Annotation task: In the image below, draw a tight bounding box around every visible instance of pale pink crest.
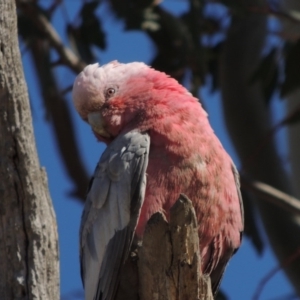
[72,61,150,119]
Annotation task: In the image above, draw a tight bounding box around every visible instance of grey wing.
[210,163,244,295]
[80,131,150,300]
[232,163,244,235]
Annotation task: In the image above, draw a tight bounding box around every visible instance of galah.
[72,61,244,300]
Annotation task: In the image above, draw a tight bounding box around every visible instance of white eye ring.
[105,87,116,98]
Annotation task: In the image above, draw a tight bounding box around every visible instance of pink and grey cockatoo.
[72,61,244,300]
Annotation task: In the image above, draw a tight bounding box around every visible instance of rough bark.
[116,195,214,300]
[220,0,300,295]
[0,1,59,299]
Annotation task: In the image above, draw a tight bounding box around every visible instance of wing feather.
[210,163,244,295]
[80,131,150,300]
[232,163,244,229]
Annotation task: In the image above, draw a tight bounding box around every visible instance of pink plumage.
[73,61,244,300]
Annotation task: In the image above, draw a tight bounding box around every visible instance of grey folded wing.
[210,163,244,295]
[80,131,150,300]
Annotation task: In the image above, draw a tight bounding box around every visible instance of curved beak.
[87,112,111,138]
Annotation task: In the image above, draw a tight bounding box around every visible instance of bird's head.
[73,60,201,145]
[72,61,159,143]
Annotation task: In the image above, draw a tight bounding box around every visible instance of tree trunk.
[0,1,59,299]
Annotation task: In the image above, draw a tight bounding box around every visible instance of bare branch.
[17,2,90,201]
[242,177,300,215]
[29,39,90,201]
[18,0,86,74]
[253,247,300,300]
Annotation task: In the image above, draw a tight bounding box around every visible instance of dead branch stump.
[116,194,213,300]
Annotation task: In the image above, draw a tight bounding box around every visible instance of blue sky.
[21,1,296,299]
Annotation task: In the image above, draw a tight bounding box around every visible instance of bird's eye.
[105,87,116,99]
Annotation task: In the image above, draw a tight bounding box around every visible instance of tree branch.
[242,178,300,215]
[29,39,90,200]
[17,3,90,201]
[18,0,86,73]
[253,247,300,300]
